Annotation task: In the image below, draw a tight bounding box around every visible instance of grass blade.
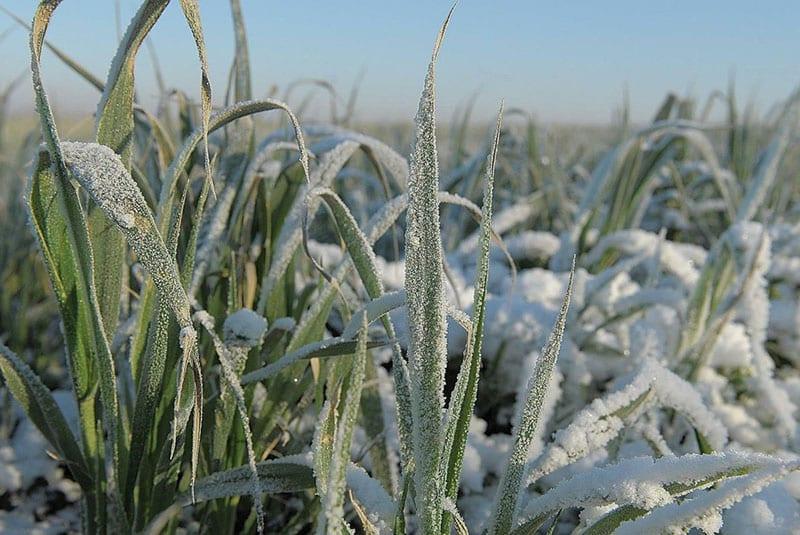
[488,261,575,535]
[195,310,266,533]
[240,334,389,385]
[613,459,800,534]
[178,0,214,203]
[440,102,502,534]
[229,0,251,102]
[306,185,410,488]
[404,8,454,531]
[157,99,310,242]
[183,456,316,504]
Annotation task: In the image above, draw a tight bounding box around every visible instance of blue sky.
[1,1,799,124]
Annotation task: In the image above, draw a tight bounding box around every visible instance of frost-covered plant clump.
[0,2,799,534]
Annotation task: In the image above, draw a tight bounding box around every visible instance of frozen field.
[1,3,800,534]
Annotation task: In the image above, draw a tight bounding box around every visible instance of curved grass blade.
[190,143,289,298]
[443,498,469,535]
[257,140,359,313]
[525,356,725,490]
[240,334,389,385]
[305,185,413,484]
[182,456,316,504]
[613,459,800,534]
[290,188,493,484]
[96,0,168,163]
[350,489,381,535]
[158,99,310,230]
[60,142,192,329]
[92,0,170,342]
[293,123,409,188]
[178,0,214,202]
[514,451,786,534]
[30,5,127,528]
[735,106,797,223]
[58,141,203,500]
[27,147,107,530]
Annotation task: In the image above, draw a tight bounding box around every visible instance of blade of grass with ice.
[512,452,794,535]
[613,459,800,534]
[27,149,110,529]
[157,99,310,222]
[127,165,202,520]
[443,498,469,535]
[525,358,726,489]
[183,456,317,504]
[488,261,575,535]
[312,398,337,501]
[178,0,213,202]
[404,9,453,531]
[350,490,381,535]
[27,151,99,458]
[240,333,390,385]
[305,186,403,492]
[441,102,502,535]
[735,103,797,223]
[257,141,358,312]
[287,189,491,483]
[126,294,172,510]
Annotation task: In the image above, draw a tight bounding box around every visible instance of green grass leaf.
[182,456,316,504]
[489,261,575,535]
[404,8,454,531]
[441,102,502,535]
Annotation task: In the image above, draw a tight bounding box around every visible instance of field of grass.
[1,2,800,534]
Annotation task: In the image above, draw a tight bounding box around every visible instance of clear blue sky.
[1,1,799,124]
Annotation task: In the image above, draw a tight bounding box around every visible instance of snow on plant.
[520,451,797,529]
